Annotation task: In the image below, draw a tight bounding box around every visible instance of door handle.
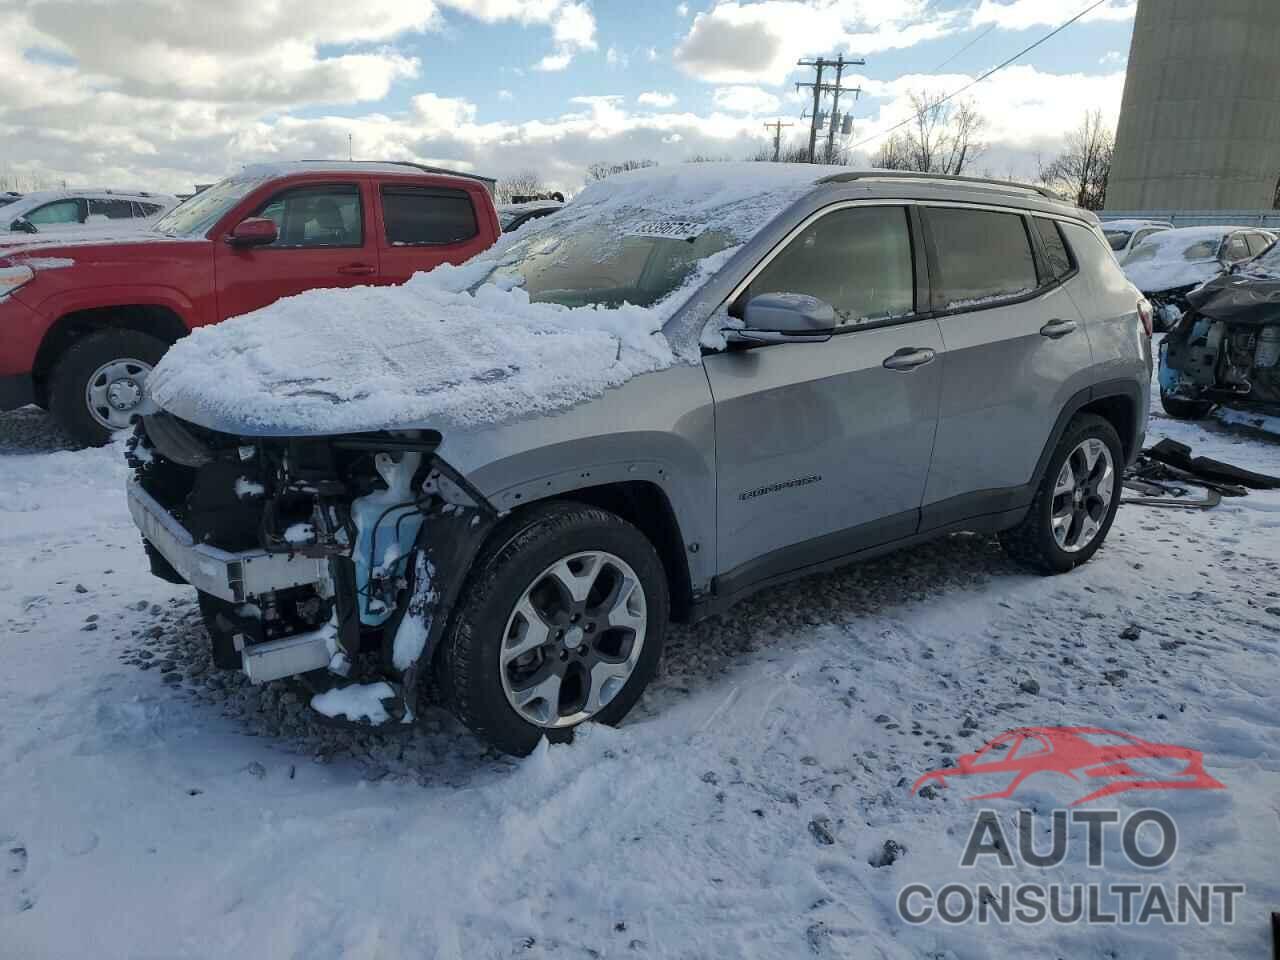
[338,263,376,276]
[882,347,937,371]
[1040,318,1078,339]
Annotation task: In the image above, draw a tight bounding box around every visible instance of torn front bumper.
[126,478,329,604]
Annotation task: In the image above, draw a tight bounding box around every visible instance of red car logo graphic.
[911,726,1225,806]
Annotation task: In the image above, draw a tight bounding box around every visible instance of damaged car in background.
[1122,225,1275,331]
[124,165,1151,757]
[1158,240,1280,420]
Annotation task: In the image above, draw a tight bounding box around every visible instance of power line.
[930,22,998,73]
[849,0,1111,154]
[796,54,865,163]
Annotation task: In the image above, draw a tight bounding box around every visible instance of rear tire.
[999,414,1123,575]
[438,502,669,757]
[49,329,168,445]
[1159,390,1213,421]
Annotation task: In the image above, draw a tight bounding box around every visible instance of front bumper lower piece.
[126,478,334,683]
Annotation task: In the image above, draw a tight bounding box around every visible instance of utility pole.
[796,54,866,163]
[763,119,794,162]
[348,133,353,162]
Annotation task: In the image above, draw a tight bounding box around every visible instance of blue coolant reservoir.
[349,453,424,626]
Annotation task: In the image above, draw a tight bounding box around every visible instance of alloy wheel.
[1050,438,1115,553]
[499,550,648,729]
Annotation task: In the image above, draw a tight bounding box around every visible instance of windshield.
[1127,235,1222,265]
[152,176,269,238]
[483,222,734,309]
[1104,230,1132,252]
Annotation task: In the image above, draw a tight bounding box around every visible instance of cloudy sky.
[1,0,1137,194]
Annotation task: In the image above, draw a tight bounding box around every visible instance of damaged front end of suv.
[1158,272,1280,421]
[125,412,498,724]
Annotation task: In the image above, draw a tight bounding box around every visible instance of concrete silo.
[1107,0,1280,211]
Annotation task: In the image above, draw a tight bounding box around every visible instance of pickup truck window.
[154,175,271,237]
[381,186,478,246]
[254,184,363,248]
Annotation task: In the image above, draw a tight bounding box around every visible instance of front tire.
[999,414,1123,575]
[1159,390,1214,421]
[49,329,168,445]
[438,502,669,757]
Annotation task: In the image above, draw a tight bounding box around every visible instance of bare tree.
[869,91,986,175]
[749,140,847,164]
[585,159,657,182]
[684,153,731,163]
[495,170,546,204]
[1038,110,1115,210]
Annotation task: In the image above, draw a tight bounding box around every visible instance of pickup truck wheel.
[49,329,168,445]
[998,414,1123,575]
[1159,390,1214,421]
[438,502,669,757]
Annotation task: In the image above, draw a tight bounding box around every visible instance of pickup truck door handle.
[1040,318,1078,339]
[337,263,376,276]
[882,347,937,371]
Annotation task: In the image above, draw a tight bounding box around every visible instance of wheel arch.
[32,304,189,403]
[1033,379,1145,486]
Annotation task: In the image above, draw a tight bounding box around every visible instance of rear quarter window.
[1033,218,1074,281]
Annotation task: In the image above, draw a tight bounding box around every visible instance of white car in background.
[1122,224,1277,329]
[3,189,178,237]
[1102,218,1172,264]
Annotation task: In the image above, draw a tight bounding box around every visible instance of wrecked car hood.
[1186,273,1280,326]
[146,266,683,438]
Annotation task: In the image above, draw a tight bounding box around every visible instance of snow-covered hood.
[147,161,838,438]
[147,266,684,438]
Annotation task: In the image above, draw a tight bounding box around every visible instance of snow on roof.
[148,162,837,437]
[1102,218,1172,233]
[1122,226,1241,293]
[236,161,493,185]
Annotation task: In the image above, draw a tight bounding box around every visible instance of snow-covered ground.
[2,371,1278,959]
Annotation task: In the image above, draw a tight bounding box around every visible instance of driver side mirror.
[10,217,36,234]
[727,293,835,345]
[225,217,278,247]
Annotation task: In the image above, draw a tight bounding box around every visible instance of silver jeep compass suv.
[126,165,1152,756]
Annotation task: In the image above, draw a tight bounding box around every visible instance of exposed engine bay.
[1160,273,1280,409]
[125,412,497,723]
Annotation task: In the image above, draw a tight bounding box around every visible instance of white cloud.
[674,1,958,85]
[712,85,780,114]
[637,91,679,108]
[676,2,690,15]
[970,0,1136,31]
[606,46,629,67]
[534,51,573,71]
[1099,50,1127,67]
[497,88,514,100]
[646,46,659,61]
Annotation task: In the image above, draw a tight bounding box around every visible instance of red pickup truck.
[0,161,501,443]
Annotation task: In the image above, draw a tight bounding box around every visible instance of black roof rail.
[295,159,497,195]
[819,170,1064,201]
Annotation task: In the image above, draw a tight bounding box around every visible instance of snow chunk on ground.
[147,162,840,437]
[310,681,396,725]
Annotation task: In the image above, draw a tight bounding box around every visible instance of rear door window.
[924,207,1038,311]
[381,186,478,245]
[743,204,915,328]
[1245,232,1274,257]
[88,198,138,220]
